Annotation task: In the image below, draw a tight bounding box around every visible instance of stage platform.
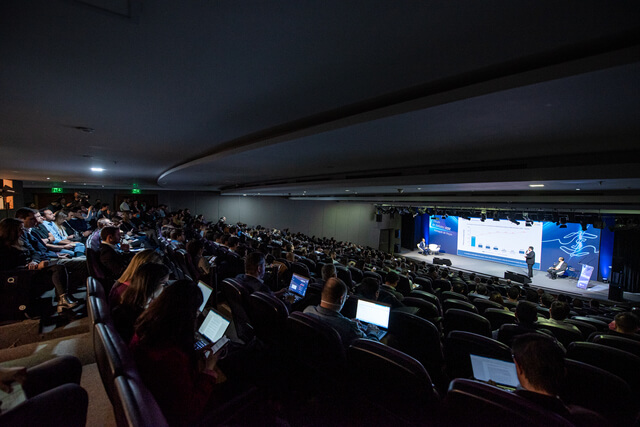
[401,249,640,303]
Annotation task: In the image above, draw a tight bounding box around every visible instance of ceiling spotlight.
[91,167,105,172]
[529,184,545,188]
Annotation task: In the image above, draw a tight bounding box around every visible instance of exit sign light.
[52,187,63,193]
[131,188,141,194]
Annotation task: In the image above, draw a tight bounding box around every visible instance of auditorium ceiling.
[1,1,639,211]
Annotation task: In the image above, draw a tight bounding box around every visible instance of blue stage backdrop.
[421,215,612,281]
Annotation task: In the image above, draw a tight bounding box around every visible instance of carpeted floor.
[0,316,115,426]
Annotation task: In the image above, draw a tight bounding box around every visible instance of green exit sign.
[131,188,141,194]
[51,187,63,193]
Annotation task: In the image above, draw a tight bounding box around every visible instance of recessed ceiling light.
[529,184,544,188]
[91,167,104,172]
[63,180,66,183]
[345,189,350,192]
[417,188,422,190]
[46,177,50,180]
[243,194,247,196]
[576,188,581,191]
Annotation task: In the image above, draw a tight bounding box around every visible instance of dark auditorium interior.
[1,1,640,426]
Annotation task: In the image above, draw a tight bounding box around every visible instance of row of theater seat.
[221,276,640,425]
[87,277,262,427]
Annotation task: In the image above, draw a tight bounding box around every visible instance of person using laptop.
[511,334,605,426]
[130,279,222,427]
[303,278,379,347]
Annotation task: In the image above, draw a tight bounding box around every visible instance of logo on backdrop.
[541,230,599,258]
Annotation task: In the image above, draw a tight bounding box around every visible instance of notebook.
[355,299,391,340]
[285,273,310,303]
[469,353,520,390]
[197,281,214,314]
[194,309,231,353]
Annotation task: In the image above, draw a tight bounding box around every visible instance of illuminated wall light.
[529,184,544,188]
[91,167,105,172]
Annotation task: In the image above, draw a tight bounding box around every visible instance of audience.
[130,280,221,426]
[98,226,126,290]
[303,278,379,347]
[108,249,163,307]
[112,262,170,343]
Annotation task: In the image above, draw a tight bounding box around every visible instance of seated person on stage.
[0,356,88,427]
[0,218,78,313]
[112,262,169,343]
[511,334,606,426]
[99,226,127,289]
[303,278,380,347]
[417,238,428,255]
[355,277,380,301]
[109,249,164,307]
[130,280,222,427]
[547,257,568,279]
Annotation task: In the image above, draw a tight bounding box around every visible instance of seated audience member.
[355,277,380,301]
[64,207,93,241]
[540,293,555,308]
[303,278,379,347]
[234,251,272,294]
[0,356,88,427]
[0,218,78,312]
[507,285,521,304]
[169,228,185,250]
[380,271,404,301]
[494,300,538,342]
[130,280,221,426]
[99,226,127,289]
[452,280,468,295]
[86,218,113,251]
[109,249,163,307]
[469,283,489,300]
[489,291,506,308]
[321,263,337,284]
[30,210,76,255]
[112,263,170,343]
[46,210,86,256]
[538,301,581,334]
[605,312,640,341]
[511,334,606,426]
[186,239,210,278]
[546,256,568,279]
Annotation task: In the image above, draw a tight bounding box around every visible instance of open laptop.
[197,281,214,315]
[469,353,520,391]
[284,273,310,303]
[355,299,391,340]
[194,308,231,353]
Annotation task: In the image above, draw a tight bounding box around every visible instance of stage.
[401,249,640,303]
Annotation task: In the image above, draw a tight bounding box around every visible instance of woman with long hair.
[130,279,219,426]
[108,249,163,306]
[111,262,170,343]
